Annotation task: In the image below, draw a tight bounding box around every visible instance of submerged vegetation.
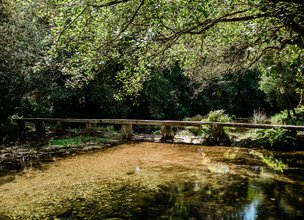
[249,150,288,172]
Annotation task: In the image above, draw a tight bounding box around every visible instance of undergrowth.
[271,107,304,125]
[251,128,296,150]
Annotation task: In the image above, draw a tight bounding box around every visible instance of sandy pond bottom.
[0,142,304,219]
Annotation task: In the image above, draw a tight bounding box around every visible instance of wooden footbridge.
[15,118,304,139]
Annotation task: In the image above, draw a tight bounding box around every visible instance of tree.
[259,46,303,116]
[47,0,303,95]
[0,0,47,120]
[0,0,49,141]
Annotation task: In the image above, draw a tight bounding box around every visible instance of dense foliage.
[1,0,303,142]
[252,128,297,149]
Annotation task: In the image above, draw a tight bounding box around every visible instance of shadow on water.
[54,175,304,220]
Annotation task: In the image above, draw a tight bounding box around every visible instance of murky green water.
[0,142,304,219]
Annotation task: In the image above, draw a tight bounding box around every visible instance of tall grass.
[252,109,267,124]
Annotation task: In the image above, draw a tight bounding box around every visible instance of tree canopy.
[45,0,303,92]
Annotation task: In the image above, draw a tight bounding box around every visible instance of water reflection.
[128,177,304,220]
[57,177,302,219]
[1,143,304,219]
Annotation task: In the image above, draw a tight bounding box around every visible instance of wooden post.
[161,125,174,141]
[56,121,62,129]
[212,124,223,142]
[122,123,133,139]
[17,120,25,131]
[16,120,25,138]
[35,120,45,136]
[86,123,96,130]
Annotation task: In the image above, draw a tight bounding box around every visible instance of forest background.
[0,0,303,140]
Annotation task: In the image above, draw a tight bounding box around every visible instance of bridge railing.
[14,118,304,140]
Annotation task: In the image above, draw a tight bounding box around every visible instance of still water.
[0,142,303,219]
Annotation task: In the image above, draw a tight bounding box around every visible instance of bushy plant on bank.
[271,107,304,125]
[251,109,268,124]
[248,128,296,150]
[200,110,231,145]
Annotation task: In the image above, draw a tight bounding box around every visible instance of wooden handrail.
[14,118,304,130]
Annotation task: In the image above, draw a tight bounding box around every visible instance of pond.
[0,142,304,219]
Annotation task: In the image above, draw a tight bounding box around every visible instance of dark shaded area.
[53,176,304,220]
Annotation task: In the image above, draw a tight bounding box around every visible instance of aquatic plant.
[223,149,237,160]
[250,150,287,172]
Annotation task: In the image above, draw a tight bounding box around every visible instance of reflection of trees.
[134,177,304,219]
[135,178,250,219]
[52,177,304,219]
[242,179,304,219]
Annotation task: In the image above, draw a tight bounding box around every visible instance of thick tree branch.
[160,11,265,40]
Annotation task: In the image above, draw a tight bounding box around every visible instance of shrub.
[201,110,231,145]
[271,107,304,125]
[49,136,110,147]
[204,110,231,122]
[252,128,296,150]
[252,109,267,124]
[183,114,204,122]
